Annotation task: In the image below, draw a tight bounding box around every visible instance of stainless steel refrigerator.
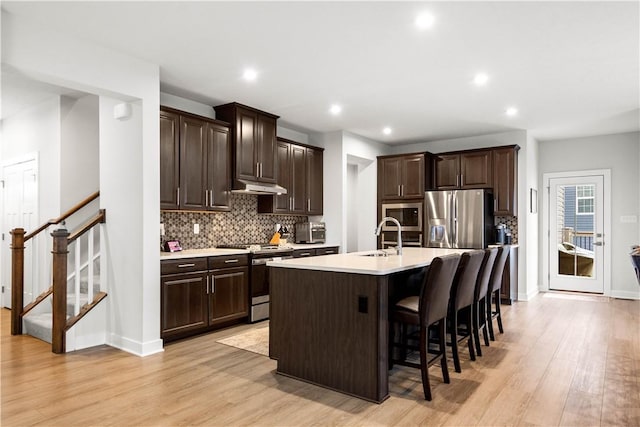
[424,189,494,249]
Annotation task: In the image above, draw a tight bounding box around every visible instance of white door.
[548,174,605,293]
[1,158,39,308]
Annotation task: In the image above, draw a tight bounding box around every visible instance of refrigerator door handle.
[450,191,457,248]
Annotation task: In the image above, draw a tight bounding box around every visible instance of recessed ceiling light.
[329,104,342,115]
[473,73,489,86]
[505,107,518,117]
[415,12,435,30]
[383,127,392,135]
[243,68,258,81]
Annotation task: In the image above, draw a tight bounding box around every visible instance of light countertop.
[160,248,249,260]
[267,247,468,276]
[160,242,340,260]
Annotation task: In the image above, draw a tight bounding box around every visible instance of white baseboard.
[518,287,540,301]
[610,289,640,300]
[108,333,164,357]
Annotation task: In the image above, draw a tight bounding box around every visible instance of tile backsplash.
[161,193,307,249]
[495,215,518,244]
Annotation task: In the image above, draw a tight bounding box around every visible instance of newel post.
[10,228,25,335]
[51,227,69,354]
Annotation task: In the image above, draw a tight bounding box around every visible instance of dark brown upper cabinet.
[378,153,427,200]
[258,138,324,215]
[160,109,180,210]
[160,106,231,211]
[434,150,492,190]
[433,145,519,216]
[214,103,279,187]
[306,146,323,215]
[492,146,519,216]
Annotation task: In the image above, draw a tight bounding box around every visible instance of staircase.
[10,192,108,353]
[23,275,100,344]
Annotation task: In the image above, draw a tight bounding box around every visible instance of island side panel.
[269,268,389,403]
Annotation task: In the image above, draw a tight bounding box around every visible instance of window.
[576,185,594,215]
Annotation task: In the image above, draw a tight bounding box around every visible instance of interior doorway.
[1,155,39,308]
[543,170,611,295]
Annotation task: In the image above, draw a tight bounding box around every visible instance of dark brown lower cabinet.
[292,246,340,258]
[161,271,208,338]
[161,255,248,341]
[500,246,519,304]
[209,266,249,326]
[315,246,339,255]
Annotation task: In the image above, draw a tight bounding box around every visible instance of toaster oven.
[295,222,326,243]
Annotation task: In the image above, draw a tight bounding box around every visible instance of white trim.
[108,333,164,357]
[610,290,640,300]
[519,287,540,301]
[542,169,612,297]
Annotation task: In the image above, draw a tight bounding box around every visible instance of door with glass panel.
[548,175,604,293]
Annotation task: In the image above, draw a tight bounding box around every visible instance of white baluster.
[74,240,81,316]
[88,228,94,302]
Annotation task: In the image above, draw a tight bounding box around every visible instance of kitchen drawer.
[209,254,249,270]
[293,249,317,258]
[316,246,339,255]
[161,257,208,275]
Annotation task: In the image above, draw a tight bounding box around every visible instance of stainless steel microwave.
[381,202,423,232]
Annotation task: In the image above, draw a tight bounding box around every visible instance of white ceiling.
[2,1,639,144]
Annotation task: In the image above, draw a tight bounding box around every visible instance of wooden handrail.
[68,209,106,244]
[65,292,108,331]
[25,191,99,241]
[21,286,53,318]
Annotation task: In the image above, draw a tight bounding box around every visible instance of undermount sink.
[359,251,391,257]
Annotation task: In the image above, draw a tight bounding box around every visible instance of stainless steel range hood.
[231,179,288,195]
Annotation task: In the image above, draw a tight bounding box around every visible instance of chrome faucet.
[375,216,402,255]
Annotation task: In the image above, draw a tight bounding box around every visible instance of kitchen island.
[268,247,467,403]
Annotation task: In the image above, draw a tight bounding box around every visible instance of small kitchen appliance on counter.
[295,222,326,243]
[218,243,294,322]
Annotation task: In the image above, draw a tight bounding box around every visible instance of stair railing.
[10,191,101,338]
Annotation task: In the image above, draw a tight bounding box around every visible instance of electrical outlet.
[160,223,165,236]
[194,223,200,234]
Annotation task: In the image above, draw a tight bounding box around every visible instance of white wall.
[1,96,61,222]
[343,132,389,251]
[3,10,162,355]
[346,164,358,252]
[522,133,539,300]
[1,97,61,298]
[539,132,640,299]
[310,131,343,246]
[60,95,100,211]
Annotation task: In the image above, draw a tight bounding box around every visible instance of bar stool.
[388,253,461,401]
[447,249,486,373]
[487,245,510,341]
[472,247,499,357]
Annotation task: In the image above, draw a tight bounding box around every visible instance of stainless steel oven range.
[218,244,293,322]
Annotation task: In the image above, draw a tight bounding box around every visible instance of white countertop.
[160,248,249,260]
[267,247,468,275]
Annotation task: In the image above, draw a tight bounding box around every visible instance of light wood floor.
[2,293,639,426]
